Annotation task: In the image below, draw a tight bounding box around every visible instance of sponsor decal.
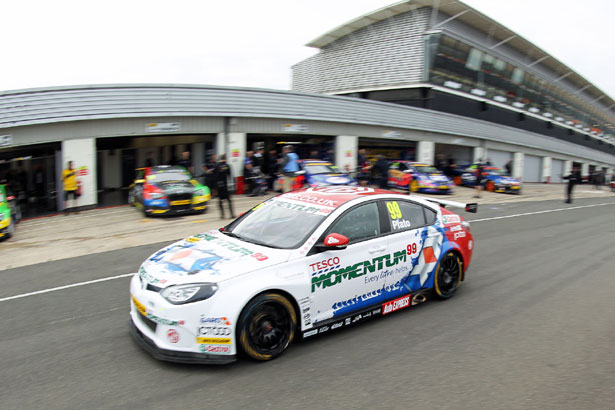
[303,329,318,338]
[191,233,269,261]
[383,295,411,315]
[373,308,382,315]
[312,249,408,292]
[146,313,185,326]
[326,236,340,245]
[306,186,374,195]
[449,225,462,232]
[318,326,330,334]
[352,314,362,323]
[200,316,231,325]
[282,193,338,207]
[468,240,473,250]
[196,337,231,345]
[423,246,437,264]
[139,267,167,285]
[331,322,344,330]
[310,257,341,275]
[167,329,180,343]
[442,214,461,224]
[185,236,202,243]
[391,219,411,229]
[198,326,232,336]
[200,344,231,354]
[299,297,311,326]
[345,318,351,325]
[454,231,467,239]
[271,198,333,216]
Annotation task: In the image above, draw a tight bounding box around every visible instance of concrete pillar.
[62,138,97,209]
[541,156,552,183]
[192,143,205,177]
[473,146,485,164]
[513,152,524,180]
[417,141,435,165]
[216,133,225,156]
[581,163,589,180]
[102,150,121,189]
[226,132,246,180]
[162,146,171,164]
[335,135,358,174]
[563,160,572,177]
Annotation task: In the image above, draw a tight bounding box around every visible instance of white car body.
[130,186,474,363]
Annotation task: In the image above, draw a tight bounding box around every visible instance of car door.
[307,201,388,325]
[381,199,444,303]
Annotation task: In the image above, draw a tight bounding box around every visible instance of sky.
[1,0,614,99]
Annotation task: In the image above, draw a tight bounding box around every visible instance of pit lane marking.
[0,273,134,302]
[467,202,614,223]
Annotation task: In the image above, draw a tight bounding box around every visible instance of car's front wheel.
[410,180,419,192]
[434,251,462,299]
[238,293,297,361]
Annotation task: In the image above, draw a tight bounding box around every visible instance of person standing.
[62,161,78,214]
[563,166,581,203]
[280,145,299,193]
[177,151,193,174]
[357,149,372,187]
[145,151,155,168]
[474,163,484,198]
[505,160,513,176]
[373,155,389,189]
[213,154,235,219]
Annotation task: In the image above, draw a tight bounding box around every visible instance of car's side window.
[424,207,437,225]
[383,200,427,232]
[328,202,381,243]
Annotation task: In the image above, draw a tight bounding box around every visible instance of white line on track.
[467,202,614,223]
[2,201,613,303]
[0,273,134,302]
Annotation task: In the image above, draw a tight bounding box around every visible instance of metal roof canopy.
[306,0,615,115]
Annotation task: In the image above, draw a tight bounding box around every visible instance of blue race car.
[389,161,454,194]
[460,165,522,194]
[298,160,357,187]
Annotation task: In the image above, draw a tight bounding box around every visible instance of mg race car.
[388,161,454,194]
[129,165,211,216]
[130,186,476,364]
[460,165,522,194]
[274,160,357,192]
[0,184,21,240]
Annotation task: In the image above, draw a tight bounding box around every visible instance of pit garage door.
[523,154,542,182]
[551,159,565,183]
[488,149,512,170]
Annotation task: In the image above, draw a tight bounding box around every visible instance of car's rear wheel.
[434,252,462,300]
[128,189,135,206]
[238,293,297,361]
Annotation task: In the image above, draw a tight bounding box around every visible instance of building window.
[466,48,483,71]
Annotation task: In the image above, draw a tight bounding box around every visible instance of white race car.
[130,186,476,363]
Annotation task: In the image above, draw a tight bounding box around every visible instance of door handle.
[368,245,386,254]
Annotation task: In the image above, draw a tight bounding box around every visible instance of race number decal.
[386,201,402,219]
[306,187,374,195]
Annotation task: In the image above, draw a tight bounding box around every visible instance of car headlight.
[161,283,218,305]
[151,192,166,199]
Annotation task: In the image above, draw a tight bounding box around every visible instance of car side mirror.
[317,233,349,251]
[465,203,478,213]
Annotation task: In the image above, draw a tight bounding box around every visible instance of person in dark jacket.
[474,163,485,198]
[373,155,389,189]
[213,154,235,219]
[563,166,581,203]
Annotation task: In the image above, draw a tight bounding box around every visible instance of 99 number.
[407,243,418,255]
[386,201,402,220]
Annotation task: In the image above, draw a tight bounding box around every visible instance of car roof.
[150,165,187,173]
[279,186,402,208]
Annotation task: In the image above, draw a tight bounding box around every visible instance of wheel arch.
[439,243,467,282]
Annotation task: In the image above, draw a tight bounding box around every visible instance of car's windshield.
[486,168,505,176]
[227,197,330,248]
[147,171,191,183]
[414,166,439,174]
[305,163,337,175]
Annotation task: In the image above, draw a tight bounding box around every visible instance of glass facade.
[426,33,614,142]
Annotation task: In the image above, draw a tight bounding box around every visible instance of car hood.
[490,175,520,184]
[310,174,353,185]
[420,173,452,183]
[139,230,289,287]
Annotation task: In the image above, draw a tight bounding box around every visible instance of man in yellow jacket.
[62,161,78,214]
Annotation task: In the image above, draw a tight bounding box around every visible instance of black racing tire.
[4,219,15,240]
[238,292,297,361]
[410,180,419,193]
[433,251,463,300]
[128,189,135,206]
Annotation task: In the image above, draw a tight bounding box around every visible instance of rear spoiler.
[414,195,478,213]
